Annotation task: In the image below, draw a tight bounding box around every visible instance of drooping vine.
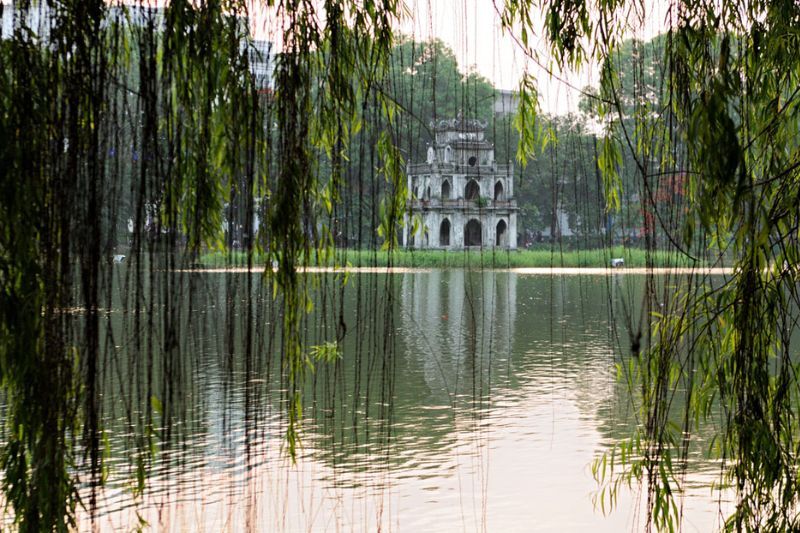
[503,0,800,530]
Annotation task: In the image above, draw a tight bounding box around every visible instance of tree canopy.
[505,1,800,529]
[3,0,800,530]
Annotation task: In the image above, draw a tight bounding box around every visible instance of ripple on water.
[72,272,735,532]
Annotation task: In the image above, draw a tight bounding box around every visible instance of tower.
[403,116,517,249]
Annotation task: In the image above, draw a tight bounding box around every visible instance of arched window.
[445,146,452,163]
[496,219,508,247]
[425,186,431,200]
[440,219,451,246]
[442,179,451,200]
[494,180,504,201]
[465,179,480,200]
[465,219,482,246]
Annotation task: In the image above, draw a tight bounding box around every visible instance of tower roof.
[429,116,487,133]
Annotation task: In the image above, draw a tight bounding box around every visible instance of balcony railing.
[408,198,518,209]
[407,162,512,176]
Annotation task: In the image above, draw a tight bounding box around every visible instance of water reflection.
[66,271,731,531]
[399,270,516,403]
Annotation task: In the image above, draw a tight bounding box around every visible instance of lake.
[69,270,731,531]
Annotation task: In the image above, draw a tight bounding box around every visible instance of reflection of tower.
[399,271,517,399]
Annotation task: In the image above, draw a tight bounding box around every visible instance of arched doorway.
[442,179,451,200]
[496,219,508,247]
[465,219,482,246]
[465,179,480,200]
[494,180,504,201]
[440,218,451,246]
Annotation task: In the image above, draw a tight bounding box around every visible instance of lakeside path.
[180,266,734,275]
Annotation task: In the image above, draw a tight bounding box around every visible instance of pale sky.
[397,0,673,115]
[250,0,673,115]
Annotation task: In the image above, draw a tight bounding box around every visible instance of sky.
[249,0,673,115]
[247,0,581,114]
[397,0,674,115]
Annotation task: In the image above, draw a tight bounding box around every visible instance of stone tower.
[403,116,517,249]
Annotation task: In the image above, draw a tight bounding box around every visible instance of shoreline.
[178,266,734,275]
[197,247,726,271]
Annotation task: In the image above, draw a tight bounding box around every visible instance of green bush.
[198,246,701,269]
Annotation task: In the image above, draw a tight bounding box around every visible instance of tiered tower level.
[404,116,517,249]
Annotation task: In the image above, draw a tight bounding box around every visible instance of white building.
[2,3,273,94]
[404,116,518,249]
[246,39,274,91]
[493,89,518,116]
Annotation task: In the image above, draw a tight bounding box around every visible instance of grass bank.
[199,247,700,269]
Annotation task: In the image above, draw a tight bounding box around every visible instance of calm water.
[74,271,730,532]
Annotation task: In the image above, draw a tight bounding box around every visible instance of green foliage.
[598,133,622,213]
[4,0,800,530]
[376,128,406,252]
[513,74,540,166]
[500,0,800,529]
[306,341,342,372]
[387,37,497,163]
[0,0,405,525]
[1,7,90,529]
[510,112,608,241]
[199,246,696,269]
[265,0,405,461]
